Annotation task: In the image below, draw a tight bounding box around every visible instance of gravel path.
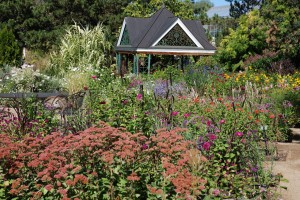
[273,128,300,200]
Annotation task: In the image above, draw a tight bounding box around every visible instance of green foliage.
[0,0,130,51]
[0,98,59,137]
[47,24,112,77]
[216,10,267,71]
[0,25,21,68]
[194,0,213,23]
[226,0,264,19]
[261,0,300,60]
[124,0,194,19]
[152,66,183,82]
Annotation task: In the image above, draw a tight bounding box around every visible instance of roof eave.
[115,47,216,56]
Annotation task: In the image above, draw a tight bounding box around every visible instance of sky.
[210,0,230,6]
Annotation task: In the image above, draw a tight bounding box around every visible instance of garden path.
[273,128,300,200]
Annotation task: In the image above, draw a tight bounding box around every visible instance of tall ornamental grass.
[47,24,111,77]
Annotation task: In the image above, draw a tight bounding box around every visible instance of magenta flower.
[183,113,190,118]
[203,142,211,151]
[136,93,143,101]
[219,119,225,124]
[141,144,148,150]
[208,134,217,141]
[91,75,97,79]
[206,120,212,127]
[235,131,243,137]
[171,111,179,116]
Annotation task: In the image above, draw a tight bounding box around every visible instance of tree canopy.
[216,10,267,71]
[193,0,214,23]
[0,0,131,51]
[261,0,300,60]
[226,0,263,18]
[124,0,194,19]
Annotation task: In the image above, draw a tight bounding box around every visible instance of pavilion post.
[147,54,151,75]
[136,54,139,75]
[180,56,184,72]
[116,53,121,74]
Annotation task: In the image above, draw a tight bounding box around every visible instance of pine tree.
[226,0,264,18]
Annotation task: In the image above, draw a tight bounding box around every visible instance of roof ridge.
[137,6,174,47]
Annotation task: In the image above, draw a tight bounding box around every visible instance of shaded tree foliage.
[124,0,194,19]
[225,0,264,18]
[193,0,214,23]
[261,0,300,61]
[0,0,131,51]
[0,25,22,68]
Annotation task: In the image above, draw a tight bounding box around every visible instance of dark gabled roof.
[116,6,216,55]
[181,19,215,50]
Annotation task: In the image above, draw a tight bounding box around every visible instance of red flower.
[203,142,211,151]
[91,75,97,79]
[269,114,275,119]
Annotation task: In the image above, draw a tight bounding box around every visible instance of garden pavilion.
[115,6,216,75]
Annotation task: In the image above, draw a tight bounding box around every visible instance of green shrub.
[0,25,22,68]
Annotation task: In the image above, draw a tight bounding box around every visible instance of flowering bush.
[0,98,59,137]
[0,122,207,199]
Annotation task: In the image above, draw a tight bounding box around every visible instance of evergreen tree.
[0,25,22,68]
[225,0,264,18]
[0,0,131,52]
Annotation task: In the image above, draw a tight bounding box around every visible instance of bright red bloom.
[269,114,275,119]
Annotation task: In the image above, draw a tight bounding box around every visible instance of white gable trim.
[152,19,203,48]
[136,48,215,55]
[117,19,127,46]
